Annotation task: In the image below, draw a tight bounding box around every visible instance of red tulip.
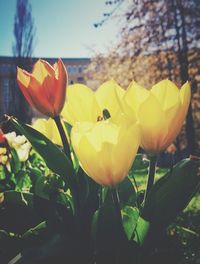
[17,59,68,117]
[0,129,6,144]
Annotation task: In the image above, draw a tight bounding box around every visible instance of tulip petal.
[31,60,58,114]
[61,84,101,125]
[32,118,63,145]
[32,59,54,84]
[111,123,140,184]
[17,67,35,107]
[180,82,191,110]
[161,82,191,150]
[71,120,140,186]
[77,136,113,186]
[53,59,68,114]
[71,122,113,185]
[95,80,125,118]
[28,76,56,116]
[18,70,54,116]
[138,93,167,152]
[124,81,149,114]
[121,81,148,122]
[151,80,180,110]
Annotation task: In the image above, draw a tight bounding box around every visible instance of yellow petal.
[151,80,180,110]
[138,93,167,152]
[180,81,191,110]
[61,84,101,125]
[71,122,117,186]
[124,81,149,114]
[161,103,181,150]
[71,119,140,186]
[121,81,148,122]
[32,59,54,84]
[17,67,30,88]
[95,80,125,118]
[32,118,62,145]
[161,82,191,149]
[72,121,118,152]
[111,122,140,184]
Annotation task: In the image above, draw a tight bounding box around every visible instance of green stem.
[54,115,71,161]
[144,155,157,203]
[54,116,79,212]
[111,187,122,227]
[111,187,125,263]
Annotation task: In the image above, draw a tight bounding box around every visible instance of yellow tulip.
[71,116,140,186]
[61,80,125,125]
[32,118,65,146]
[121,80,191,153]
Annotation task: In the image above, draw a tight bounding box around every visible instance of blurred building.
[0,56,90,119]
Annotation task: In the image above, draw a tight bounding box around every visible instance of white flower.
[5,132,31,162]
[16,141,31,162]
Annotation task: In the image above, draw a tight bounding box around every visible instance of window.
[0,64,9,74]
[78,65,82,73]
[73,66,77,74]
[2,78,10,112]
[67,66,72,74]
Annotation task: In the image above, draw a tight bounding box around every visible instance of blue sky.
[0,0,124,58]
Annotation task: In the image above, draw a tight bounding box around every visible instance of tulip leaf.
[141,158,200,226]
[92,189,127,262]
[10,148,21,173]
[21,221,47,240]
[134,216,150,245]
[0,191,41,234]
[34,173,65,200]
[63,121,72,138]
[92,189,116,237]
[8,117,75,190]
[122,206,139,240]
[76,167,90,207]
[118,177,137,207]
[131,154,149,171]
[64,121,80,171]
[3,190,34,208]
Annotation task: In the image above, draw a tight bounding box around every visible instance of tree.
[13,0,35,58]
[12,0,36,123]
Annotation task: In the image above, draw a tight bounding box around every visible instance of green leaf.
[3,190,34,208]
[118,177,137,207]
[64,121,80,172]
[34,173,65,200]
[141,158,200,226]
[76,167,89,208]
[10,148,21,173]
[8,117,75,190]
[22,221,47,240]
[134,216,150,245]
[92,189,127,262]
[63,121,72,138]
[122,206,139,240]
[131,154,149,171]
